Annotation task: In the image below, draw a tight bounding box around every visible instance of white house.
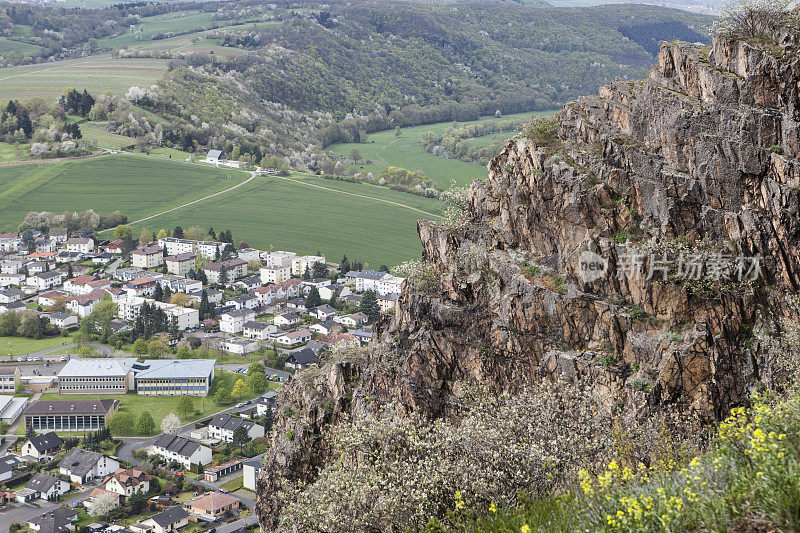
[309,305,337,321]
[208,414,264,443]
[0,288,23,303]
[64,237,94,254]
[203,259,248,285]
[262,250,295,268]
[58,448,119,484]
[148,434,212,468]
[346,270,405,295]
[48,312,79,330]
[159,237,226,260]
[222,337,258,354]
[243,320,277,340]
[275,329,312,347]
[27,472,70,500]
[220,309,256,334]
[334,312,368,327]
[104,466,151,497]
[20,432,63,459]
[28,270,64,291]
[274,312,301,327]
[242,459,262,491]
[308,320,338,335]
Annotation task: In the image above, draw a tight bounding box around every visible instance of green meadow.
[327,111,554,188]
[0,154,245,232]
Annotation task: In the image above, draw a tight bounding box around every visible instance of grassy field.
[0,334,75,358]
[327,111,555,188]
[95,11,216,49]
[127,172,444,267]
[0,37,42,57]
[0,154,246,233]
[0,57,168,103]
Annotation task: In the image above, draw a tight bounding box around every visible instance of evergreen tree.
[218,267,228,287]
[312,261,328,278]
[305,287,322,309]
[302,266,311,280]
[200,289,211,319]
[67,264,73,279]
[163,285,172,302]
[153,285,163,302]
[359,289,380,322]
[340,255,350,273]
[173,226,184,239]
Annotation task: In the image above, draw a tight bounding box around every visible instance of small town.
[0,227,404,533]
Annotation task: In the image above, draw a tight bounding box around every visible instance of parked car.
[219,488,229,494]
[235,402,245,408]
[60,355,69,361]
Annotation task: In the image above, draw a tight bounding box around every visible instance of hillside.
[254,5,800,531]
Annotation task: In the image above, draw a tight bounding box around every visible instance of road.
[1,484,94,529]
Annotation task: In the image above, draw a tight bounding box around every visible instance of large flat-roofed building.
[23,399,118,432]
[57,358,137,394]
[158,237,226,260]
[133,359,215,396]
[117,296,199,330]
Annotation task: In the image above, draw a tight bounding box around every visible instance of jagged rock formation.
[257,28,800,529]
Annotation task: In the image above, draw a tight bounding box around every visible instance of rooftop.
[58,358,137,378]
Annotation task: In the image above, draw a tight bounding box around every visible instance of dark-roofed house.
[21,431,63,459]
[285,347,319,371]
[0,453,22,483]
[24,399,118,432]
[28,506,78,533]
[208,414,264,443]
[27,472,70,500]
[139,506,190,533]
[148,434,212,469]
[58,448,119,484]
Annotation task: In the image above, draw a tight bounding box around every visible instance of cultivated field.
[327,111,555,188]
[0,57,168,102]
[0,154,245,232]
[127,173,444,267]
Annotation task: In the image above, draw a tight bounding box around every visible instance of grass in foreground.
[0,334,75,358]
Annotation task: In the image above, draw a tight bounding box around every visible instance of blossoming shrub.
[277,383,688,532]
[456,390,800,532]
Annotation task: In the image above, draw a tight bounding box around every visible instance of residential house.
[275,329,312,347]
[164,253,195,276]
[203,458,243,482]
[0,301,26,314]
[318,284,344,302]
[102,238,124,254]
[63,275,104,295]
[285,347,319,370]
[0,288,24,303]
[220,309,256,334]
[334,312,368,327]
[253,278,302,306]
[285,298,307,312]
[0,233,21,253]
[0,366,20,393]
[131,247,164,269]
[21,431,63,459]
[158,237,226,260]
[53,250,85,264]
[28,270,64,291]
[48,228,67,243]
[123,277,158,297]
[222,337,258,355]
[104,467,151,497]
[59,448,119,484]
[27,261,49,274]
[204,149,222,164]
[138,506,190,533]
[0,273,26,287]
[242,459,262,491]
[254,392,277,416]
[308,320,338,335]
[113,268,146,282]
[291,255,326,276]
[117,296,199,331]
[148,434,212,468]
[133,359,215,396]
[203,259,248,285]
[352,328,374,345]
[301,278,332,294]
[48,312,79,330]
[230,293,258,310]
[0,453,23,483]
[378,293,399,312]
[157,275,202,295]
[185,492,241,519]
[309,304,337,321]
[66,291,105,317]
[237,248,260,261]
[24,398,119,432]
[27,507,79,533]
[346,270,405,295]
[85,488,122,515]
[208,414,265,443]
[259,265,291,284]
[262,250,295,268]
[243,321,276,340]
[58,358,137,394]
[188,288,222,305]
[234,275,262,291]
[273,312,300,327]
[27,472,70,500]
[64,238,94,254]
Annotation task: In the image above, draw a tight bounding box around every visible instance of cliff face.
[258,30,800,529]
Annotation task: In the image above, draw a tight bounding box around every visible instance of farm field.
[0,154,246,232]
[0,57,168,103]
[327,111,555,188]
[127,173,444,267]
[95,11,216,49]
[0,37,42,57]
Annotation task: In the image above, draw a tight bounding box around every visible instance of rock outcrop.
[257,28,800,529]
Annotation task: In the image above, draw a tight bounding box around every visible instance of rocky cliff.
[257,27,800,529]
